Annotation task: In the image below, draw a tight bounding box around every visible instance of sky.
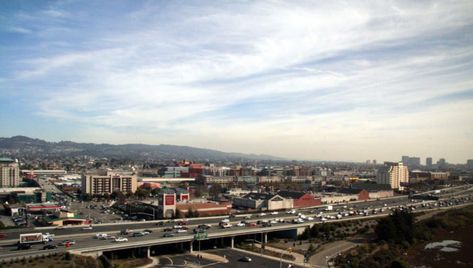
[1,0,473,163]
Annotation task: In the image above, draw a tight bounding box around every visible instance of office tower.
[437,158,447,169]
[402,156,409,165]
[467,159,473,169]
[426,157,433,168]
[409,157,421,166]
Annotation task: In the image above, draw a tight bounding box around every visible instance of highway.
[0,185,471,262]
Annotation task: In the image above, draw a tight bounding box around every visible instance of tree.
[208,183,222,198]
[135,188,150,200]
[81,193,92,202]
[111,191,126,204]
[375,210,416,244]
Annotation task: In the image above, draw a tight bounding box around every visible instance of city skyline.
[1,1,473,163]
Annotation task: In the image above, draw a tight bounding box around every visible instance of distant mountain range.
[0,136,283,162]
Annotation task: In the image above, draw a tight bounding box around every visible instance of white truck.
[325,205,333,211]
[19,233,54,244]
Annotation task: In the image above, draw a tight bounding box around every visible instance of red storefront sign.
[165,195,175,205]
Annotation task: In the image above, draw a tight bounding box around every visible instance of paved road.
[309,240,357,268]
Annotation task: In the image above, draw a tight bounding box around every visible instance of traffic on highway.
[0,185,472,262]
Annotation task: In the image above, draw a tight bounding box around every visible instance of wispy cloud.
[1,0,473,162]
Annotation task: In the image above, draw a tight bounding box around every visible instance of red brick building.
[277,190,322,208]
[339,188,370,201]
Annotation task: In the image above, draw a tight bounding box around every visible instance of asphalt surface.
[157,248,298,268]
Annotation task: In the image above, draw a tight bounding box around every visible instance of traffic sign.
[194,232,208,240]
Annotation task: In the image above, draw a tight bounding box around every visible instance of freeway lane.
[0,186,472,250]
[3,185,473,245]
[0,199,471,260]
[0,194,414,243]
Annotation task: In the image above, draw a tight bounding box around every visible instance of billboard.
[165,195,175,206]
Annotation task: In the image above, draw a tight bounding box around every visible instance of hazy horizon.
[1,1,472,163]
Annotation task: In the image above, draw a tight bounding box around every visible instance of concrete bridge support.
[230,237,234,248]
[189,241,193,253]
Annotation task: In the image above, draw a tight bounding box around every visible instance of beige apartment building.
[0,157,20,187]
[82,171,137,195]
[376,162,409,190]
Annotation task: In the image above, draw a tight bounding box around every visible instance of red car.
[246,222,257,227]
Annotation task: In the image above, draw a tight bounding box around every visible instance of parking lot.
[69,201,122,224]
[156,248,299,268]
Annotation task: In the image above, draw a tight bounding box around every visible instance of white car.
[259,213,266,216]
[236,222,246,227]
[307,217,314,221]
[270,211,279,215]
[83,226,93,230]
[176,229,188,233]
[95,233,108,239]
[270,219,278,224]
[114,237,128,242]
[173,225,183,229]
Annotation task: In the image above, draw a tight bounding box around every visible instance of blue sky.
[1,0,473,163]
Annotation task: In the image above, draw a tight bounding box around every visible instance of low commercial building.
[351,182,394,199]
[338,189,370,201]
[196,175,235,185]
[321,193,359,204]
[176,202,231,217]
[26,203,62,213]
[257,176,282,183]
[277,190,321,208]
[233,192,292,211]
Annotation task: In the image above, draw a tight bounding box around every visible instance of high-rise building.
[437,158,447,169]
[467,159,473,169]
[82,171,137,195]
[409,157,421,166]
[402,156,409,165]
[426,157,433,168]
[373,160,377,165]
[376,162,409,190]
[0,157,20,187]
